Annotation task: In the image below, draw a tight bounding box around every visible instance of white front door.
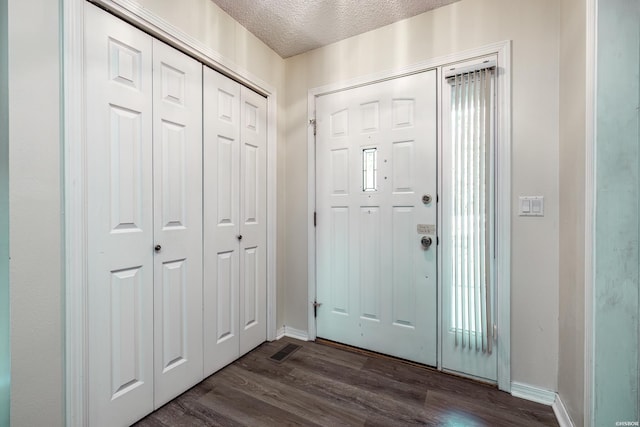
[86,5,154,426]
[315,71,438,365]
[203,68,267,376]
[152,39,203,408]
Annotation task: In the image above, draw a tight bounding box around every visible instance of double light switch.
[519,196,544,216]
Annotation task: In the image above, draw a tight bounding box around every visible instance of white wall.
[558,0,586,423]
[283,0,560,391]
[8,0,64,425]
[135,0,289,329]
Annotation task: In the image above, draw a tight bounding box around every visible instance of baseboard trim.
[511,381,556,405]
[552,394,575,427]
[276,326,309,341]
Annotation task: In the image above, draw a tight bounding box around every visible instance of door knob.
[421,236,432,249]
[154,244,162,252]
[237,235,243,241]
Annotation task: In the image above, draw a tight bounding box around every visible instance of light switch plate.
[519,196,544,216]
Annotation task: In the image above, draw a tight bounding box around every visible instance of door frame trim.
[64,1,279,425]
[307,40,511,391]
[584,0,597,424]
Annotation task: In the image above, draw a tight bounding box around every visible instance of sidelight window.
[446,63,495,353]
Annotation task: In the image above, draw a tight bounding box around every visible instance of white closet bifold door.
[203,67,242,376]
[202,68,268,376]
[152,39,204,409]
[86,4,155,427]
[238,86,267,356]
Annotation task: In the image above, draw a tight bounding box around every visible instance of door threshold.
[315,338,436,371]
[315,338,497,388]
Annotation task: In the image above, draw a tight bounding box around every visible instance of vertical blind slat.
[453,74,459,346]
[484,69,493,354]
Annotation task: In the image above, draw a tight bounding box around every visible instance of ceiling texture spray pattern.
[210,0,460,58]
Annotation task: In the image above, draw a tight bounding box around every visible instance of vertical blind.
[448,67,494,354]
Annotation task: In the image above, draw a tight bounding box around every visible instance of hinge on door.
[493,324,498,341]
[309,118,317,136]
[314,211,317,227]
[313,300,322,318]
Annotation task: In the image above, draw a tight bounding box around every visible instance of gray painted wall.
[0,0,10,424]
[594,0,640,424]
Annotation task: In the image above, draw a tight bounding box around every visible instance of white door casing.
[315,71,438,365]
[152,39,204,407]
[85,4,154,426]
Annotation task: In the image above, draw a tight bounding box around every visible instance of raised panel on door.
[203,67,241,375]
[316,90,358,344]
[239,87,267,356]
[152,39,203,408]
[316,71,437,366]
[85,4,154,426]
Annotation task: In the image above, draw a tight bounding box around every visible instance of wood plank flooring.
[134,337,559,427]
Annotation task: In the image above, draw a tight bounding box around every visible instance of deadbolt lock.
[422,194,432,204]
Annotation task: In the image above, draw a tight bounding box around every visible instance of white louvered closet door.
[442,60,497,381]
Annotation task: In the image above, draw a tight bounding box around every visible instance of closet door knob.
[237,235,243,241]
[154,244,162,252]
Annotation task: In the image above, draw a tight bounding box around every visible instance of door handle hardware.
[421,236,432,249]
[154,244,162,252]
[237,235,243,241]
[422,194,432,204]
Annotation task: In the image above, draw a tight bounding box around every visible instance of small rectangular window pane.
[362,148,377,192]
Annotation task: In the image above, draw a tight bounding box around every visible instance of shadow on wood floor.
[135,337,558,427]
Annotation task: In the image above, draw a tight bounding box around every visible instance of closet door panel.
[85,4,154,426]
[239,87,267,355]
[152,39,204,408]
[203,67,242,375]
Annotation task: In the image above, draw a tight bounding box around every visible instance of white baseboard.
[511,381,556,405]
[552,394,575,427]
[511,382,574,427]
[276,326,309,341]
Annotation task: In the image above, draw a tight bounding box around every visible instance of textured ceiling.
[210,0,460,58]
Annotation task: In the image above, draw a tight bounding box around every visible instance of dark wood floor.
[134,337,558,427]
